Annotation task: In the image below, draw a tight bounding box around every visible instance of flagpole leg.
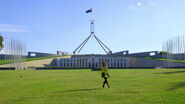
[91,12,93,20]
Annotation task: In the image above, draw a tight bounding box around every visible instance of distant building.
[27,52,57,58]
[57,51,72,55]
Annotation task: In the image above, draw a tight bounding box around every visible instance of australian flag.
[86,8,92,13]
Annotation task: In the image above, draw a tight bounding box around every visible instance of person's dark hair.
[102,62,106,66]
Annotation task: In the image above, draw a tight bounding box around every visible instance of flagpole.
[73,8,112,55]
[91,8,93,20]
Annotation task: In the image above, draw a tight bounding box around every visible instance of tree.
[0,35,4,51]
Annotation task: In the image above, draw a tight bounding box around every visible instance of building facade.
[56,55,130,68]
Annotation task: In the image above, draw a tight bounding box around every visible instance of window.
[82,59,84,67]
[124,58,126,66]
[150,52,155,56]
[89,63,91,67]
[77,59,79,66]
[30,53,36,57]
[92,58,94,61]
[86,59,88,67]
[123,52,127,55]
[99,58,101,66]
[80,59,82,67]
[108,59,109,66]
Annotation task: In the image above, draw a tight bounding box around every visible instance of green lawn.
[0,69,185,104]
[0,55,70,65]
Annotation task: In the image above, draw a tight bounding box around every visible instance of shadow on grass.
[168,81,185,90]
[56,88,101,93]
[156,70,185,74]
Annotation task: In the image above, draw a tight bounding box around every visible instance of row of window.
[60,58,126,63]
[59,61,127,67]
[60,63,126,67]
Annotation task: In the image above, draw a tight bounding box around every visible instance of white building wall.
[126,57,130,67]
[57,58,60,67]
[59,56,130,68]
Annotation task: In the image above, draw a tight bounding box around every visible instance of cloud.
[128,6,135,10]
[128,2,142,10]
[17,19,52,30]
[20,20,49,29]
[136,2,142,6]
[0,24,27,32]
